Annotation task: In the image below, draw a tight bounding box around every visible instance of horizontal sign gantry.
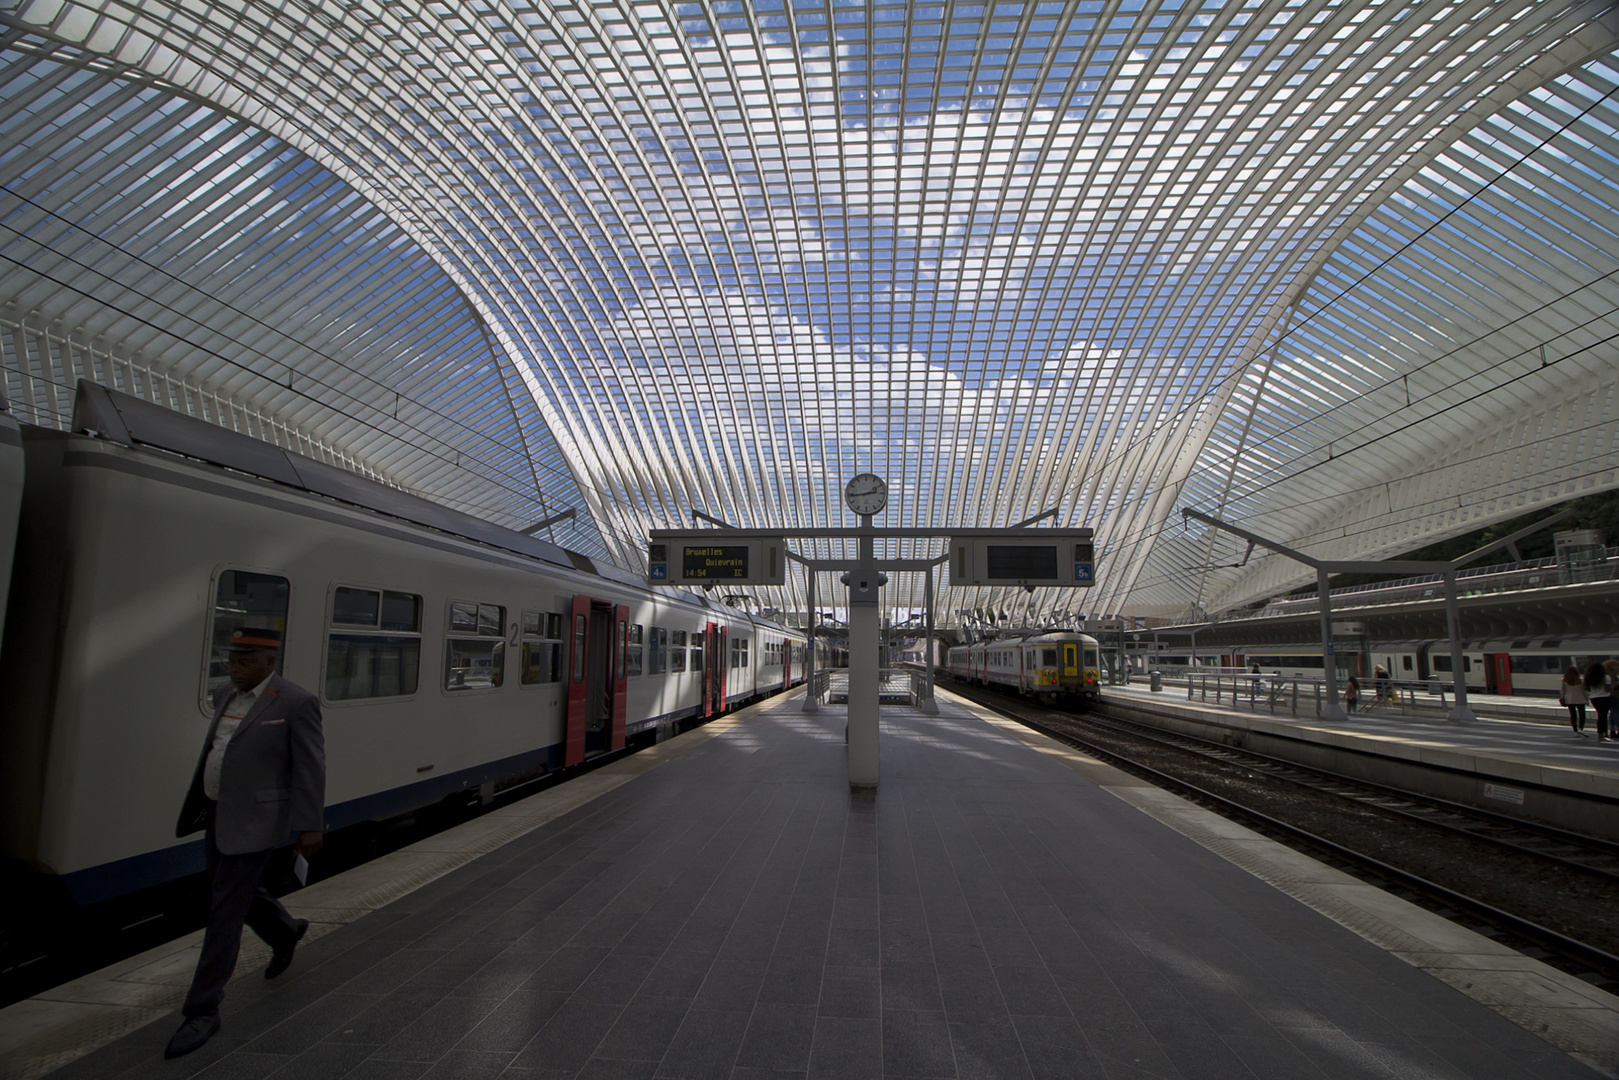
[648,537,786,586]
[646,527,1093,589]
[948,535,1095,587]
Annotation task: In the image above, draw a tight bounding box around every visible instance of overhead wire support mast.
[1182,508,1574,723]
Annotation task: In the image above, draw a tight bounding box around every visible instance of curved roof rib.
[2,1,1616,625]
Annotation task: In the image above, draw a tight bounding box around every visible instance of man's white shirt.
[203,674,273,801]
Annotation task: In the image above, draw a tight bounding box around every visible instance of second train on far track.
[946,630,1103,706]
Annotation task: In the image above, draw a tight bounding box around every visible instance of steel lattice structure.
[2,0,1617,627]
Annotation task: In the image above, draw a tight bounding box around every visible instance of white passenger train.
[1236,639,1619,697]
[946,630,1103,705]
[0,382,807,907]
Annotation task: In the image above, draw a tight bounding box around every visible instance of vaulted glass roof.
[2,0,1616,627]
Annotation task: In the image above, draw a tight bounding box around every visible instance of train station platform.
[1103,682,1619,840]
[6,689,1617,1080]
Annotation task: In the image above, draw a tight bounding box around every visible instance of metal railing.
[806,668,932,708]
[806,669,832,706]
[1178,672,1458,718]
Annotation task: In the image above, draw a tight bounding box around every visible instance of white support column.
[920,562,939,715]
[1318,566,1348,721]
[1443,570,1476,722]
[802,566,818,713]
[847,517,880,788]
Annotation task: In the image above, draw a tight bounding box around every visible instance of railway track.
[1096,707,1619,879]
[942,677,1619,991]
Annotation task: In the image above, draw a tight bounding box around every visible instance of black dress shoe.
[164,1013,220,1058]
[265,918,309,979]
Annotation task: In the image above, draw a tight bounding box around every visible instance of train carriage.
[947,630,1103,705]
[1230,639,1617,698]
[0,383,805,906]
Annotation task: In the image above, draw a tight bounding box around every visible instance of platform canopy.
[2,0,1617,627]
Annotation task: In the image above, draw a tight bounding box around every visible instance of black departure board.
[681,545,751,580]
[986,544,1059,580]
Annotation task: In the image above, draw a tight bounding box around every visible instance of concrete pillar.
[1318,566,1348,721]
[802,567,818,713]
[920,562,939,715]
[1443,569,1476,722]
[847,521,880,788]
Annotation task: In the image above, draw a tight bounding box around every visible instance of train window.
[648,627,668,674]
[1042,648,1058,667]
[1512,654,1572,675]
[1402,656,1413,671]
[449,603,478,635]
[332,587,379,627]
[446,601,505,692]
[205,570,290,711]
[572,614,587,682]
[520,609,564,685]
[670,630,687,673]
[326,587,422,701]
[627,624,644,676]
[730,637,749,669]
[690,631,703,673]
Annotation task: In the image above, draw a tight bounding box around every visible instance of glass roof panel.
[2,2,1617,627]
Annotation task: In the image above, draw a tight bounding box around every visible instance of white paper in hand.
[293,854,309,887]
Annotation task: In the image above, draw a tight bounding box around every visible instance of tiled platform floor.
[44,692,1610,1080]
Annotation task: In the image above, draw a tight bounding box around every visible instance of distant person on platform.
[165,627,325,1059]
[1560,665,1589,738]
[1587,661,1612,743]
[1344,675,1360,713]
[1373,664,1392,706]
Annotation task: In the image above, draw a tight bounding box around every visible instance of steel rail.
[1086,705,1619,878]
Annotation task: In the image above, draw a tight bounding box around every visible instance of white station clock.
[844,473,888,516]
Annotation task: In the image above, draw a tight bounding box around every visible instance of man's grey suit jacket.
[176,673,326,855]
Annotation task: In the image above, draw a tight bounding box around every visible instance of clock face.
[845,472,888,515]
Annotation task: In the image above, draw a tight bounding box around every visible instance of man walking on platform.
[165,627,325,1059]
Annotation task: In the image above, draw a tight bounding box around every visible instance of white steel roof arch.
[1,1,1617,628]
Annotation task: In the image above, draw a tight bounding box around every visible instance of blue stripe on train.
[59,702,712,906]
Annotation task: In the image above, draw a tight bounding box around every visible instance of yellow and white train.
[947,630,1103,705]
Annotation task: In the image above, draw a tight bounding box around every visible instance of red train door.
[706,623,728,716]
[699,622,715,718]
[1485,653,1512,695]
[611,604,628,751]
[564,595,590,766]
[564,595,628,763]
